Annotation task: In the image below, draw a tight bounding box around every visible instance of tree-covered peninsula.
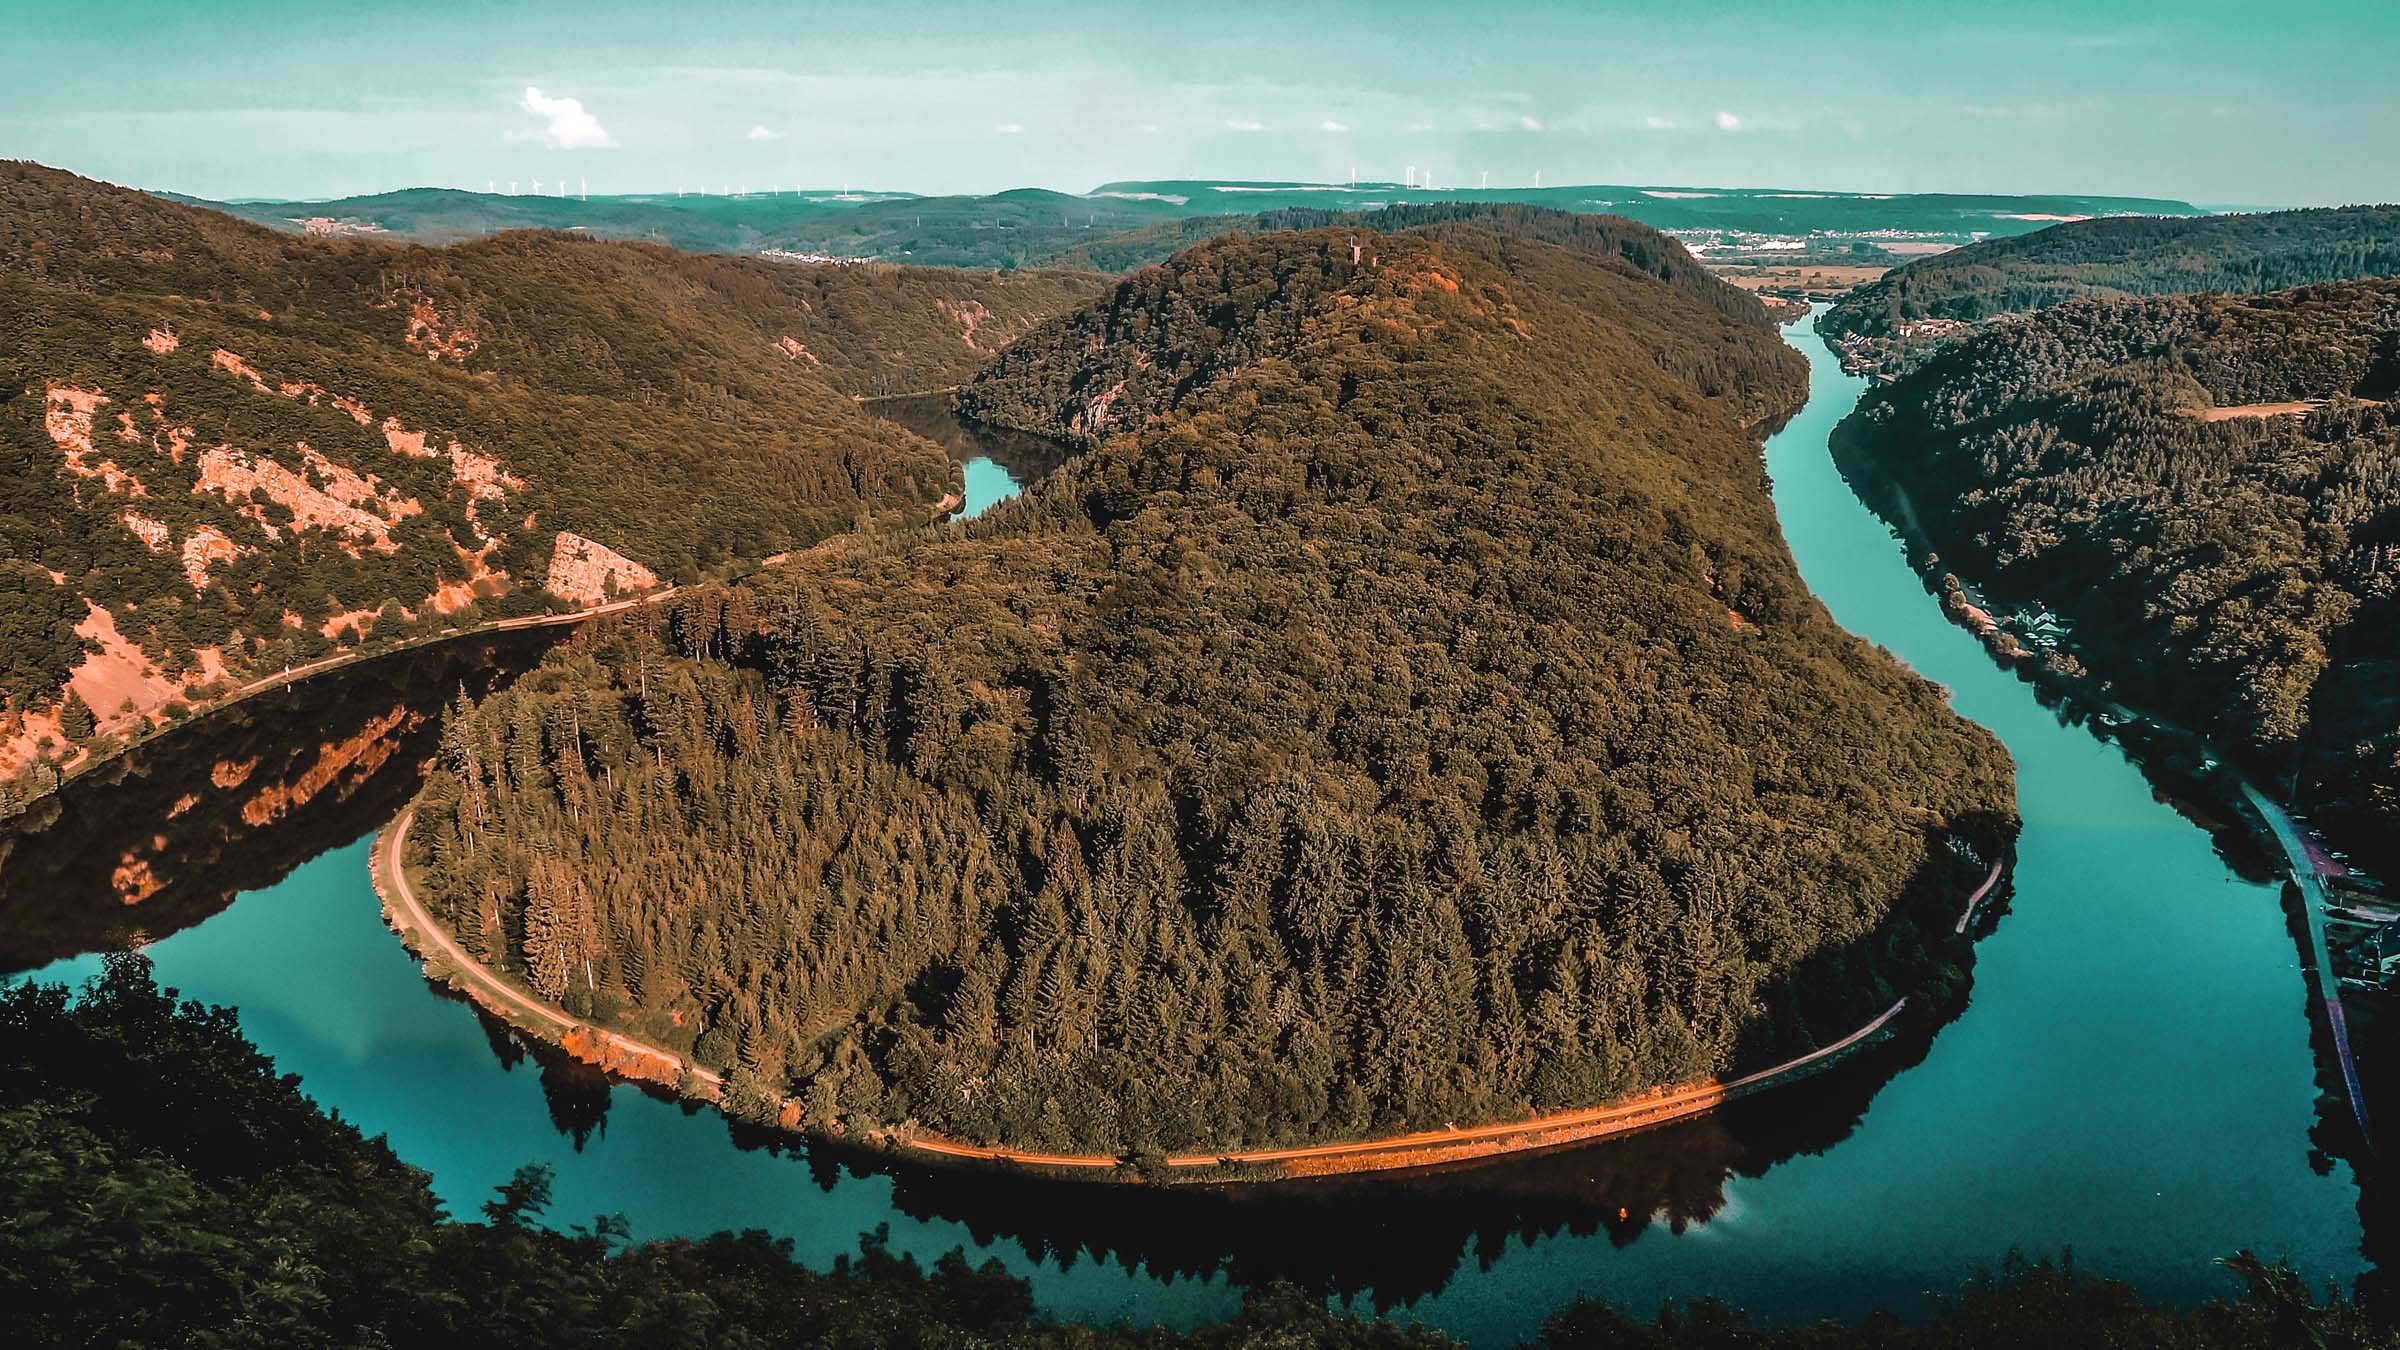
[1838,279,2400,875]
[1819,205,2400,380]
[399,218,2016,1159]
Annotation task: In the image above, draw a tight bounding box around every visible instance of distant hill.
[1819,205,2400,378]
[0,162,1101,793]
[189,177,2206,273]
[402,215,2013,1160]
[1836,278,2400,875]
[965,204,1794,440]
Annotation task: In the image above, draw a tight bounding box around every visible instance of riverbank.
[0,587,679,824]
[374,802,2007,1183]
[1840,459,2377,1150]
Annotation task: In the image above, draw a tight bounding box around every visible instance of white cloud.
[514,87,613,149]
[1960,102,2071,121]
[1518,115,1544,132]
[1405,121,1432,132]
[1643,115,1678,130]
[1319,119,1350,132]
[994,121,1025,134]
[1226,118,1268,132]
[746,124,785,141]
[1715,110,1742,131]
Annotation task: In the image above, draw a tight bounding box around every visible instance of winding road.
[376,802,2005,1180]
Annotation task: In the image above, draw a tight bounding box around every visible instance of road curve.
[375,806,727,1099]
[377,804,2004,1180]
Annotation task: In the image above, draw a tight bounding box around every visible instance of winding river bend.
[3,318,2372,1344]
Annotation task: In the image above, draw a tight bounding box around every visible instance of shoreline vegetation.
[1830,278,2400,885]
[13,952,2388,1348]
[1828,429,2381,1149]
[375,800,2007,1181]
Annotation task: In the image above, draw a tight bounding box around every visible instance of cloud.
[1715,110,1743,131]
[1319,119,1350,132]
[994,121,1025,134]
[1960,102,2072,121]
[746,125,785,141]
[1518,115,1544,132]
[1405,121,1432,132]
[1226,118,1268,132]
[1642,115,1678,131]
[514,87,613,149]
[2061,30,2150,48]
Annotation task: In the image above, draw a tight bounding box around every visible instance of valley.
[0,163,1104,813]
[4,309,2371,1342]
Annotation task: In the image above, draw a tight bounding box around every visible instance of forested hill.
[959,205,1788,449]
[1837,279,2400,875]
[1037,203,1780,333]
[1819,205,2400,379]
[0,162,1100,793]
[405,221,2016,1160]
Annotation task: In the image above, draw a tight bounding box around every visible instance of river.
[1,320,2371,1344]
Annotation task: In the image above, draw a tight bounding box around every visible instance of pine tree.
[58,690,95,741]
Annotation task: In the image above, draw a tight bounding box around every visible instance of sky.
[2,0,2393,207]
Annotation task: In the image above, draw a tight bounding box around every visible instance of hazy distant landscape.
[189,177,2208,271]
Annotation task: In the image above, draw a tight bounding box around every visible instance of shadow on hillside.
[0,628,564,973]
[866,393,1074,491]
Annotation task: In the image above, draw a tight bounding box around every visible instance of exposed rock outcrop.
[543,532,659,605]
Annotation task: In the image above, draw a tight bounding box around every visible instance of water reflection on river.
[0,348,2372,1345]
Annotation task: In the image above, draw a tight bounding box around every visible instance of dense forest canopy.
[404,219,2015,1158]
[1838,279,2400,876]
[1039,203,1784,332]
[0,162,1100,778]
[1819,205,2400,379]
[964,204,1783,447]
[8,957,2375,1349]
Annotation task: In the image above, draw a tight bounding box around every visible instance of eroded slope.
[0,163,1099,788]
